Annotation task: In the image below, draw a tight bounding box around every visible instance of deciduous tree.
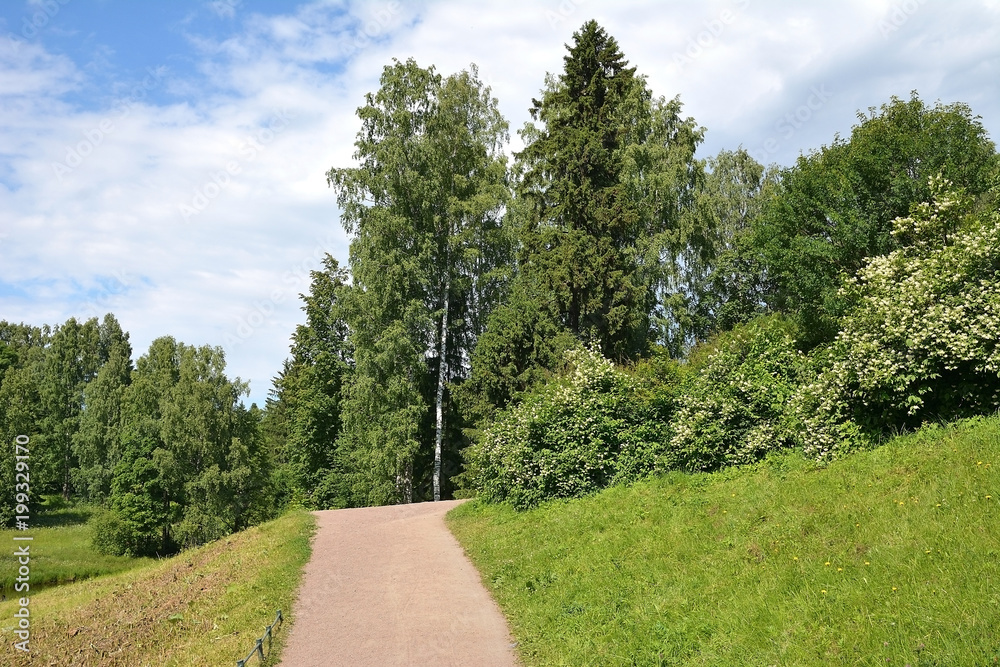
[73,314,133,501]
[328,59,510,503]
[756,93,998,345]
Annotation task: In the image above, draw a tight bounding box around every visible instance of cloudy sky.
[2,0,998,407]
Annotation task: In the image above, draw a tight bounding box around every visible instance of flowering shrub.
[794,176,1000,460]
[464,176,1000,501]
[669,316,806,471]
[463,346,674,509]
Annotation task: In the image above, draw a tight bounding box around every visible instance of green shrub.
[463,347,676,509]
[90,506,157,558]
[794,177,1000,460]
[669,316,806,471]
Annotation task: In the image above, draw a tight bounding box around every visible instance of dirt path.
[278,499,520,666]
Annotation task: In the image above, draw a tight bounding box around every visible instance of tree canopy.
[514,20,703,361]
[327,58,511,504]
[754,93,999,345]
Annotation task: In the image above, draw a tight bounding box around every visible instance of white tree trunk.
[433,276,450,502]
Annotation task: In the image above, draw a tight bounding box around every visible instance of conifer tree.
[270,255,353,508]
[513,20,703,361]
[464,21,703,423]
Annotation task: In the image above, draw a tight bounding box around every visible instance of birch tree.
[72,314,133,501]
[39,317,102,498]
[328,58,510,503]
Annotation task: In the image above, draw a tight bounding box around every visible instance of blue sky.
[2,0,999,407]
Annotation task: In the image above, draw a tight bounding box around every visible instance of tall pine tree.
[464,21,703,423]
[513,20,703,361]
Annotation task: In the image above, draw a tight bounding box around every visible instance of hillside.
[0,510,314,666]
[448,416,1000,665]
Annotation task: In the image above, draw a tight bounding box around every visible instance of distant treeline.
[0,316,268,555]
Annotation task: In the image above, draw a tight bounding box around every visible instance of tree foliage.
[756,93,999,345]
[328,58,510,504]
[462,346,680,509]
[39,317,104,498]
[794,177,1000,460]
[267,255,353,509]
[95,337,269,556]
[660,148,778,353]
[464,20,704,429]
[72,315,133,501]
[669,315,806,471]
[4,29,999,538]
[455,276,579,427]
[0,322,48,526]
[514,20,703,362]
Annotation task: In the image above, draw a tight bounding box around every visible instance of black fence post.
[236,609,284,666]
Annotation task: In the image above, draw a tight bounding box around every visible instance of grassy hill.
[0,510,314,666]
[448,415,1000,665]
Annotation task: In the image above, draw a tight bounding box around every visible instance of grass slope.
[1,510,315,666]
[1,498,153,595]
[448,416,1000,665]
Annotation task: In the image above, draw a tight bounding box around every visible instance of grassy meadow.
[1,509,315,666]
[1,497,153,595]
[448,416,1000,665]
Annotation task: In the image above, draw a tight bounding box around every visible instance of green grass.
[1,496,153,595]
[448,416,1000,665]
[0,509,315,665]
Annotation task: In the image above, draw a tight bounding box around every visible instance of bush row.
[463,179,1000,508]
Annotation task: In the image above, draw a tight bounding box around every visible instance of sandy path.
[278,499,520,666]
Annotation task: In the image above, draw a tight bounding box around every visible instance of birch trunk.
[433,275,450,502]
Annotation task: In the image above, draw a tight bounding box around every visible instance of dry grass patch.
[0,510,314,666]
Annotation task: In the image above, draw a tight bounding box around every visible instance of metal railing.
[236,609,283,667]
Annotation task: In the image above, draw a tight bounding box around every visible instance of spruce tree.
[514,20,703,362]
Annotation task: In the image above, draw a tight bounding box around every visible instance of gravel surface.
[279,499,520,666]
